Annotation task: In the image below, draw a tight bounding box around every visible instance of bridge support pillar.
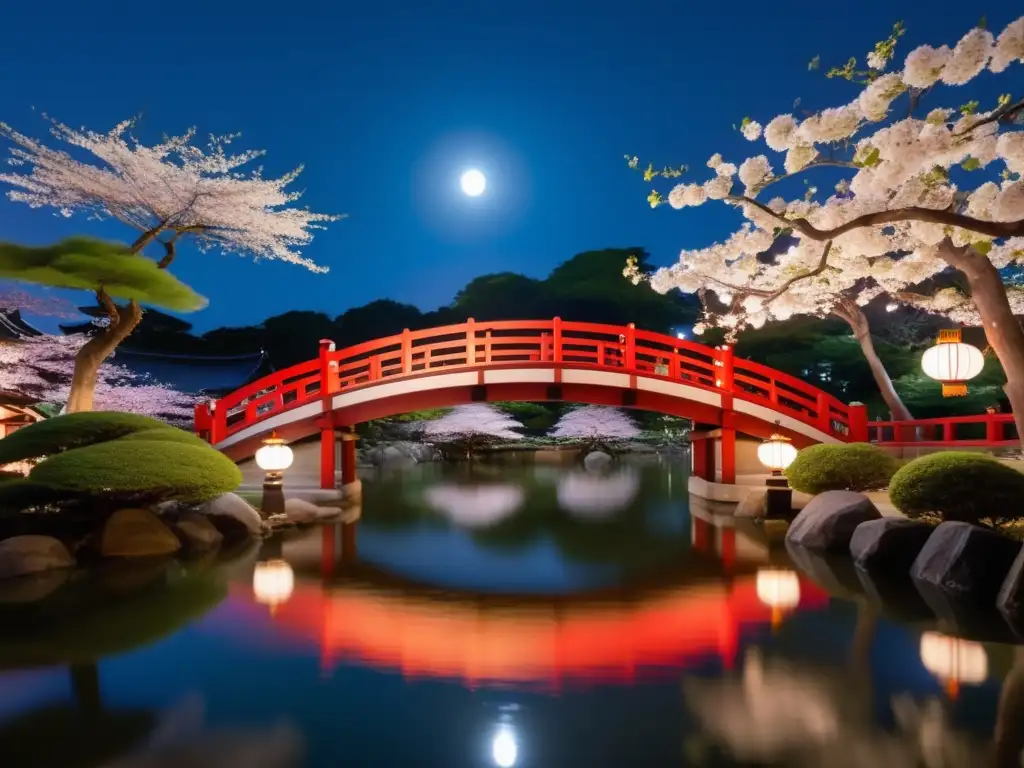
[319,424,336,490]
[688,426,741,484]
[340,428,359,486]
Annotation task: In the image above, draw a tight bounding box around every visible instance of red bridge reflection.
[222,517,829,693]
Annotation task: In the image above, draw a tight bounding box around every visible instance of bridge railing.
[196,319,859,444]
[869,412,1019,448]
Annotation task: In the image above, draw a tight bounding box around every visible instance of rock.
[785,491,881,552]
[152,500,184,516]
[997,544,1024,624]
[0,570,69,603]
[912,521,1020,608]
[850,518,935,574]
[734,488,767,519]
[197,493,263,537]
[785,540,865,600]
[855,567,936,624]
[370,445,407,466]
[583,451,612,471]
[174,513,224,551]
[0,535,74,580]
[101,508,182,558]
[285,498,342,524]
[341,479,362,505]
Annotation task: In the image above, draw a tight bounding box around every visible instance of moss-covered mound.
[889,451,1024,527]
[0,412,168,464]
[29,439,241,507]
[115,427,210,448]
[785,442,899,494]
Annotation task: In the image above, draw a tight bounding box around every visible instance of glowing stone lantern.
[919,631,988,699]
[253,559,294,614]
[921,329,984,397]
[255,431,293,517]
[756,568,801,629]
[757,424,798,519]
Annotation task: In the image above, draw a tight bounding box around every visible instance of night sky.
[0,1,1008,332]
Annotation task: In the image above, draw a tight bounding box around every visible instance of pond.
[0,456,1020,767]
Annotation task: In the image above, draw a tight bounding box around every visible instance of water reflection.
[1,459,1023,766]
[555,467,640,519]
[423,482,525,528]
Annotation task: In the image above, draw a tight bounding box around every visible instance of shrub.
[116,427,210,448]
[785,442,899,494]
[29,439,241,506]
[0,478,63,513]
[0,412,167,464]
[889,452,1024,527]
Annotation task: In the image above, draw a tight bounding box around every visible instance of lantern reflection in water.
[919,631,988,699]
[755,568,801,629]
[253,560,294,614]
[491,725,517,767]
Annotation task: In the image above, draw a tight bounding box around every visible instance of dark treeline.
[100,245,1004,420]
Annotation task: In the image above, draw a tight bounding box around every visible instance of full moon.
[460,168,487,197]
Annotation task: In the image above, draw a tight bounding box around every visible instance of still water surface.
[0,457,1019,766]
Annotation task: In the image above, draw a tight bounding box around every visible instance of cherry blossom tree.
[0,333,196,422]
[417,404,524,457]
[548,405,641,442]
[629,15,1024,438]
[0,116,340,412]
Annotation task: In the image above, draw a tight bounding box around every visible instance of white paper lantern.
[255,432,294,472]
[921,329,984,397]
[757,433,798,472]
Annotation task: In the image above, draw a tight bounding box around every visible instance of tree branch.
[954,98,1024,138]
[732,195,1024,240]
[95,287,120,331]
[754,159,860,196]
[693,240,834,307]
[129,217,171,254]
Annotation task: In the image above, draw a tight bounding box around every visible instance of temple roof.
[111,348,268,395]
[0,310,44,341]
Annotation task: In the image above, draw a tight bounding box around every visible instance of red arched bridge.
[194,318,1017,490]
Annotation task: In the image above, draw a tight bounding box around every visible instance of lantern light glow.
[255,432,294,472]
[757,432,798,473]
[919,631,987,699]
[921,329,984,397]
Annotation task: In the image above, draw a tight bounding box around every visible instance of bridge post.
[715,345,734,390]
[319,420,336,490]
[552,317,563,363]
[624,323,636,370]
[401,328,412,374]
[848,403,868,442]
[340,428,359,487]
[194,401,213,442]
[720,413,737,485]
[466,317,476,365]
[319,338,337,396]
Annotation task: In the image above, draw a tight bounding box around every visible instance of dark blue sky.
[0,1,1007,332]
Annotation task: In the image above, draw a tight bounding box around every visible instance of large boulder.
[174,513,225,551]
[285,498,341,524]
[850,518,935,574]
[997,545,1024,625]
[101,508,182,558]
[197,492,263,537]
[911,521,1020,606]
[340,479,362,505]
[0,535,74,580]
[785,491,881,552]
[584,451,612,471]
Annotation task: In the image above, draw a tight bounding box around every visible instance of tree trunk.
[937,241,1024,446]
[66,298,142,413]
[832,298,913,421]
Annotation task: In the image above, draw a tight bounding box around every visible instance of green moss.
[0,412,168,464]
[115,427,209,448]
[0,237,207,312]
[785,442,899,494]
[29,439,241,506]
[889,451,1024,527]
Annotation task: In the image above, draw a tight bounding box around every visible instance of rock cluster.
[784,490,1024,637]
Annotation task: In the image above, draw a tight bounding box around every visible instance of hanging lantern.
[921,329,984,397]
[756,430,798,475]
[919,631,988,699]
